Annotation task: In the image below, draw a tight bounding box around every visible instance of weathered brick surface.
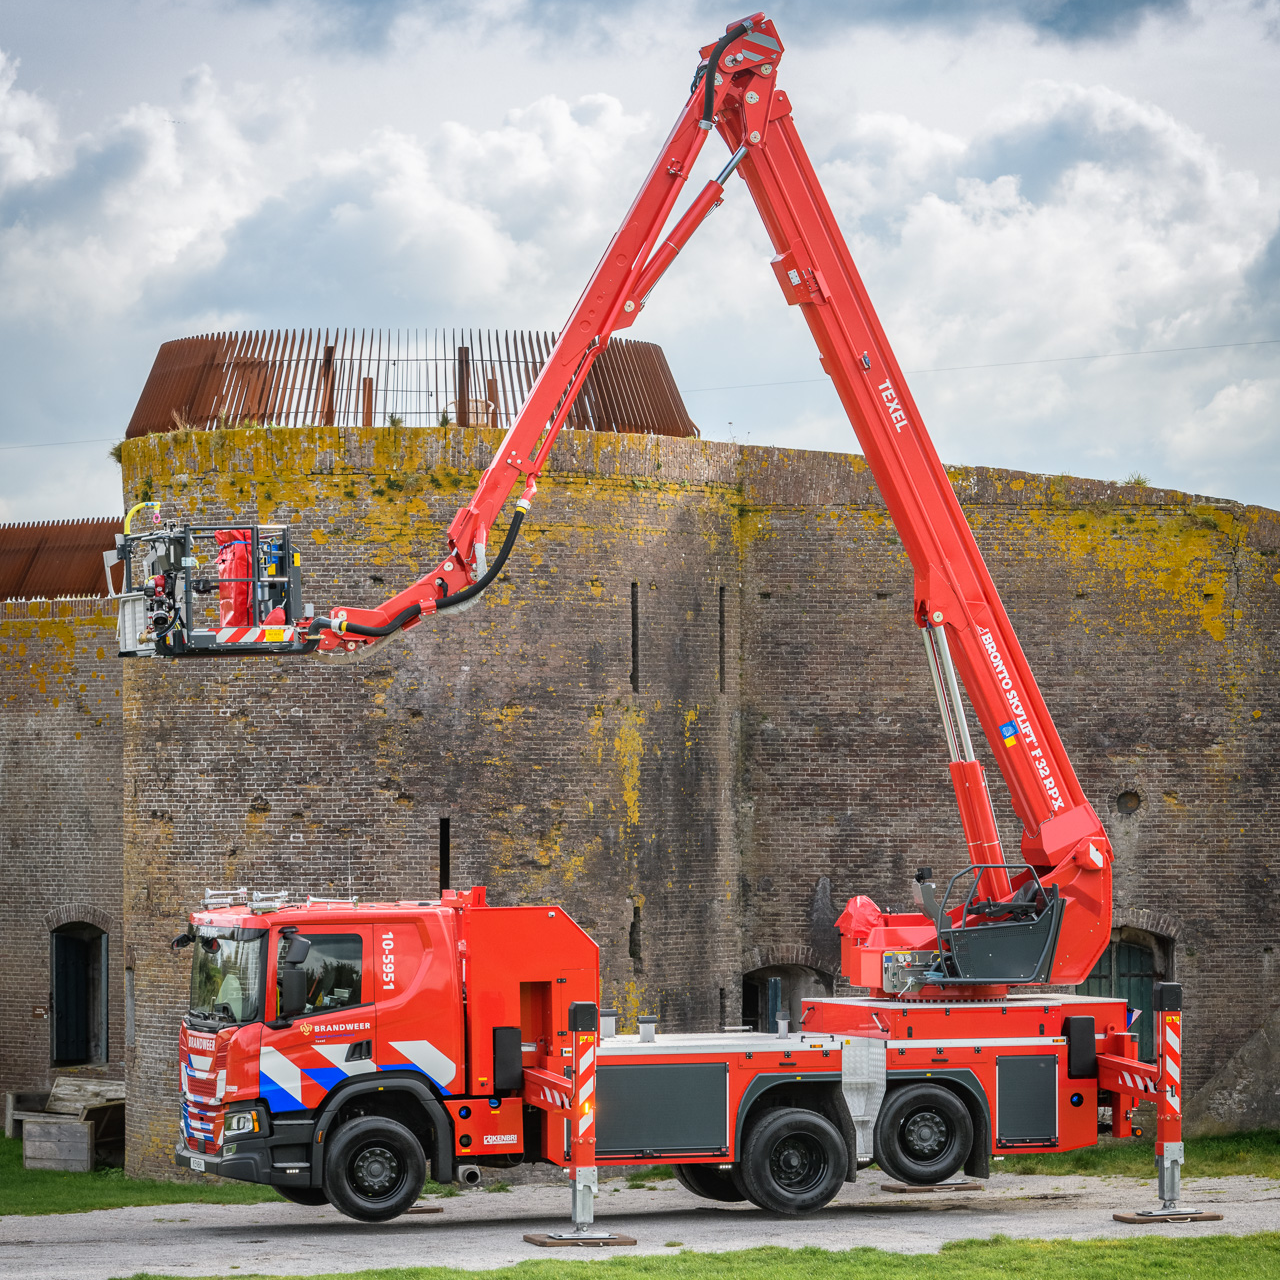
[0,599,124,1096]
[113,424,1278,1175]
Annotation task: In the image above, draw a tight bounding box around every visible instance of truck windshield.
[189,928,266,1025]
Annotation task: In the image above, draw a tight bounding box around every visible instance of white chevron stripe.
[314,1044,378,1076]
[260,1045,305,1106]
[389,1039,457,1088]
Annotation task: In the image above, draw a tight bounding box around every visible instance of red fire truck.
[159,12,1188,1230]
[174,886,1161,1226]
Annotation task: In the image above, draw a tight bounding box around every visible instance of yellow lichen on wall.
[1,611,117,707]
[1024,502,1240,643]
[613,707,646,829]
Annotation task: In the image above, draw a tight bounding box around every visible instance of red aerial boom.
[303,13,1113,992]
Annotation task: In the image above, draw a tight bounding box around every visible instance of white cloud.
[0,5,1278,521]
[0,65,308,324]
[0,51,58,190]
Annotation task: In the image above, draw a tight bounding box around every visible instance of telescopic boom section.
[310,13,1112,986]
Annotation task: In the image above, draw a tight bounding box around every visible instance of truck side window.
[279,933,363,1015]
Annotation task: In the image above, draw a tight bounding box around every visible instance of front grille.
[181,1094,226,1151]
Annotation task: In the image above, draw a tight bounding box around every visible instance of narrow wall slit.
[439,817,451,893]
[630,582,639,693]
[628,901,643,972]
[718,584,726,693]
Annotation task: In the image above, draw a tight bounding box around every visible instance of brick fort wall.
[0,599,125,1096]
[117,423,1279,1175]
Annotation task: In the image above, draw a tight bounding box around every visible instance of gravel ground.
[1,1171,1275,1279]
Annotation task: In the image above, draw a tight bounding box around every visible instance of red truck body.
[176,888,1154,1221]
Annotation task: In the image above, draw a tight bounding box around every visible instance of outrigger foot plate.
[882,1181,981,1194]
[524,1231,637,1247]
[1114,1209,1223,1224]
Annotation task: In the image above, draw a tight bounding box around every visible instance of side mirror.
[279,967,307,1020]
[283,935,312,966]
[170,934,192,951]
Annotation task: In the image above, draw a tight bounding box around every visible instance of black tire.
[737,1107,847,1215]
[873,1083,973,1186]
[672,1162,746,1202]
[275,1185,329,1206]
[324,1116,426,1222]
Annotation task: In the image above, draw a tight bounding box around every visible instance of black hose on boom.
[700,20,752,127]
[308,603,421,639]
[307,506,527,641]
[436,505,526,612]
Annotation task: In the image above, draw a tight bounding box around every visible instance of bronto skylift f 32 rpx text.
[128,14,1192,1234]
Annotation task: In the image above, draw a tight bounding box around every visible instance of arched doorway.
[51,922,109,1066]
[741,964,834,1033]
[1076,926,1171,1062]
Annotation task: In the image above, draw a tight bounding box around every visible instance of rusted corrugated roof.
[0,518,123,600]
[126,328,698,439]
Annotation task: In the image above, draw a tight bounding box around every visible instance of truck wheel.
[275,1186,329,1206]
[324,1116,426,1222]
[737,1107,847,1215]
[873,1083,973,1186]
[673,1162,746,1202]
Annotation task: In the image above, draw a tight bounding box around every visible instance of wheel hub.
[352,1144,400,1197]
[903,1109,948,1159]
[769,1134,828,1192]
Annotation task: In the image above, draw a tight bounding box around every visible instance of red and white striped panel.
[572,1031,596,1163]
[540,1081,571,1109]
[1117,1067,1159,1095]
[521,1065,572,1112]
[1161,1013,1181,1116]
[214,626,298,644]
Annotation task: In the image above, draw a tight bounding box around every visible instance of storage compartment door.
[596,1063,728,1157]
[997,1054,1058,1146]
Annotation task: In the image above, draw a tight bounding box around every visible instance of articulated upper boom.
[131,14,1114,993]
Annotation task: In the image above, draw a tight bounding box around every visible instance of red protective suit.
[215,530,251,627]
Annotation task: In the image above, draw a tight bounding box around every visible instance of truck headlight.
[224,1110,258,1136]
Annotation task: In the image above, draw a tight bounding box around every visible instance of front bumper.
[175,1139,314,1188]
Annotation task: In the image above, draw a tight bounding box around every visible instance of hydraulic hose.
[306,503,527,640]
[308,603,422,639]
[700,20,752,128]
[437,504,526,612]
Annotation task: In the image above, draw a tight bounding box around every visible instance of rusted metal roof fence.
[125,329,699,440]
[0,518,123,600]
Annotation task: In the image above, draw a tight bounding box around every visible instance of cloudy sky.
[0,0,1277,521]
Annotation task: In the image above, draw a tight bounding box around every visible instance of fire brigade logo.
[299,1022,313,1037]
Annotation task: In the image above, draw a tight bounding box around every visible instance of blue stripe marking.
[376,1062,452,1096]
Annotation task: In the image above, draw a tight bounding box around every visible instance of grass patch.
[420,1179,460,1198]
[1000,1129,1280,1179]
[486,1181,512,1193]
[119,1234,1280,1280]
[0,1136,281,1216]
[625,1165,675,1190]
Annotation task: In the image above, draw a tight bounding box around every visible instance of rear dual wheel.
[734,1107,847,1215]
[873,1083,973,1186]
